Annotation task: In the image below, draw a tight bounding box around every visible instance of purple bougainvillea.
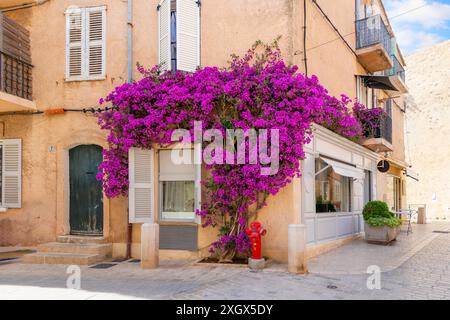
[96,41,380,261]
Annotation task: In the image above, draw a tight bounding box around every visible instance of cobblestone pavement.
[1,230,450,299]
[308,222,450,274]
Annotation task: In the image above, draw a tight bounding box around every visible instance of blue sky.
[384,0,450,55]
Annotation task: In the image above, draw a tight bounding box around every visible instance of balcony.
[362,111,393,153]
[0,13,35,112]
[384,54,408,95]
[356,15,393,73]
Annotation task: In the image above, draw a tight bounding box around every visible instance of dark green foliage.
[363,200,402,228]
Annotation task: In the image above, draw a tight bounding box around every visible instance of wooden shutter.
[177,0,200,72]
[86,7,106,78]
[129,147,154,223]
[2,139,21,208]
[66,8,84,79]
[66,7,105,80]
[158,0,171,71]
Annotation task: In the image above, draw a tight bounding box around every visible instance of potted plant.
[363,201,402,244]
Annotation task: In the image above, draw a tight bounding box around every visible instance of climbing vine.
[97,41,382,262]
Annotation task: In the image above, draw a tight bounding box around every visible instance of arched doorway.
[69,145,104,235]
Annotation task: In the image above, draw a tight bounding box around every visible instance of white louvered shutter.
[158,0,171,71]
[177,0,200,72]
[86,7,106,78]
[2,139,22,208]
[129,148,154,223]
[66,8,84,79]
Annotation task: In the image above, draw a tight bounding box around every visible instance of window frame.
[158,149,197,223]
[0,139,22,209]
[314,157,353,214]
[65,6,106,82]
[158,0,200,73]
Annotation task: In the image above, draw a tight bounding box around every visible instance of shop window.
[315,158,351,213]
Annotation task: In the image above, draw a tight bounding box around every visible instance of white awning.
[321,157,365,179]
[406,168,419,181]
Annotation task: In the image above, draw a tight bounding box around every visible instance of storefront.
[301,125,379,252]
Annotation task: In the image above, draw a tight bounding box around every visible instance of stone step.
[37,242,112,257]
[57,235,107,244]
[22,252,104,265]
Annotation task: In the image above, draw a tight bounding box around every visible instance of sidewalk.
[1,224,450,299]
[307,221,450,274]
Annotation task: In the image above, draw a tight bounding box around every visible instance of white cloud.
[385,0,450,53]
[394,28,444,52]
[387,0,450,29]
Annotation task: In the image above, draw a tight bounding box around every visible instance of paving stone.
[1,223,450,299]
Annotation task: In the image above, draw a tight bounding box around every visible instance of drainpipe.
[127,0,133,83]
[126,0,133,260]
[303,0,308,76]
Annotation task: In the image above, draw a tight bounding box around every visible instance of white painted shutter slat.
[66,9,84,79]
[87,7,106,78]
[177,0,200,72]
[129,148,154,223]
[158,0,171,71]
[2,139,22,208]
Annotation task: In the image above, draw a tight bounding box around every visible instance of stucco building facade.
[0,0,409,268]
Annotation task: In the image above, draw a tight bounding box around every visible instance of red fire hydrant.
[246,221,267,260]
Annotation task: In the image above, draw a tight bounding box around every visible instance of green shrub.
[365,216,402,228]
[363,200,392,220]
[363,200,401,228]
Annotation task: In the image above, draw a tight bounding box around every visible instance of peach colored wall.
[305,0,359,97]
[0,0,407,262]
[391,99,406,162]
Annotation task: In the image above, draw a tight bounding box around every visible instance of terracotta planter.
[364,223,400,244]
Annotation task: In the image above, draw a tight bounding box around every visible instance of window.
[170,1,177,71]
[159,149,195,221]
[65,6,106,81]
[0,139,22,209]
[315,158,351,213]
[357,76,381,109]
[158,0,200,72]
[357,76,368,106]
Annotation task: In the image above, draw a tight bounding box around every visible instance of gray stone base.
[248,258,265,271]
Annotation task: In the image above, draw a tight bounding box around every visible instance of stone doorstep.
[37,242,112,256]
[22,252,105,265]
[22,237,113,266]
[57,235,107,244]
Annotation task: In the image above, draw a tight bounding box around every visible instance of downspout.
[303,0,308,76]
[126,0,133,260]
[127,0,133,83]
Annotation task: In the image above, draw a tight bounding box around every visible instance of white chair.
[395,208,415,235]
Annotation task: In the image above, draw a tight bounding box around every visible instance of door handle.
[86,172,95,175]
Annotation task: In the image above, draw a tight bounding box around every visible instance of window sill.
[159,220,198,227]
[65,76,106,83]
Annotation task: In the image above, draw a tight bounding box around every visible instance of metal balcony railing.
[364,112,393,144]
[356,14,391,54]
[0,51,33,100]
[384,54,405,82]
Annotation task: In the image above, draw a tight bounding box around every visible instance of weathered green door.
[69,145,103,235]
